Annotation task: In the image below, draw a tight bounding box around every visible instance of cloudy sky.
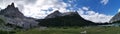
[0,0,120,23]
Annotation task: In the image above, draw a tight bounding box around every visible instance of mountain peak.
[52,10,61,15]
[54,10,60,13]
[0,3,24,18]
[45,10,62,19]
[11,3,15,7]
[0,3,38,29]
[39,11,95,27]
[7,3,15,9]
[45,10,82,19]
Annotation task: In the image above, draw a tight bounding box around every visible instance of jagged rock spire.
[11,3,15,7]
[0,2,24,18]
[0,2,39,29]
[6,2,15,9]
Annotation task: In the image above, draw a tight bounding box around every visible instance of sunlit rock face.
[0,3,38,29]
[109,12,120,23]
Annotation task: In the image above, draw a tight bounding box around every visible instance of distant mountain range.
[1,3,118,30]
[37,10,96,27]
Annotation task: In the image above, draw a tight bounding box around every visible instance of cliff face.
[0,3,38,29]
[109,12,120,23]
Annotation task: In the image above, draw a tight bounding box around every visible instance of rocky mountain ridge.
[0,3,97,29]
[38,10,96,27]
[0,3,38,29]
[45,10,79,19]
[109,12,120,23]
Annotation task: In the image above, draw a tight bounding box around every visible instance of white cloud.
[0,0,113,23]
[68,0,77,3]
[82,7,89,11]
[101,0,109,5]
[77,7,113,23]
[0,0,14,9]
[118,8,120,12]
[0,0,71,19]
[15,0,71,19]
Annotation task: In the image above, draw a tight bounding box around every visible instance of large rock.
[0,3,38,29]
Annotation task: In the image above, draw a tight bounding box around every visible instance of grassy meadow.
[15,26,120,34]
